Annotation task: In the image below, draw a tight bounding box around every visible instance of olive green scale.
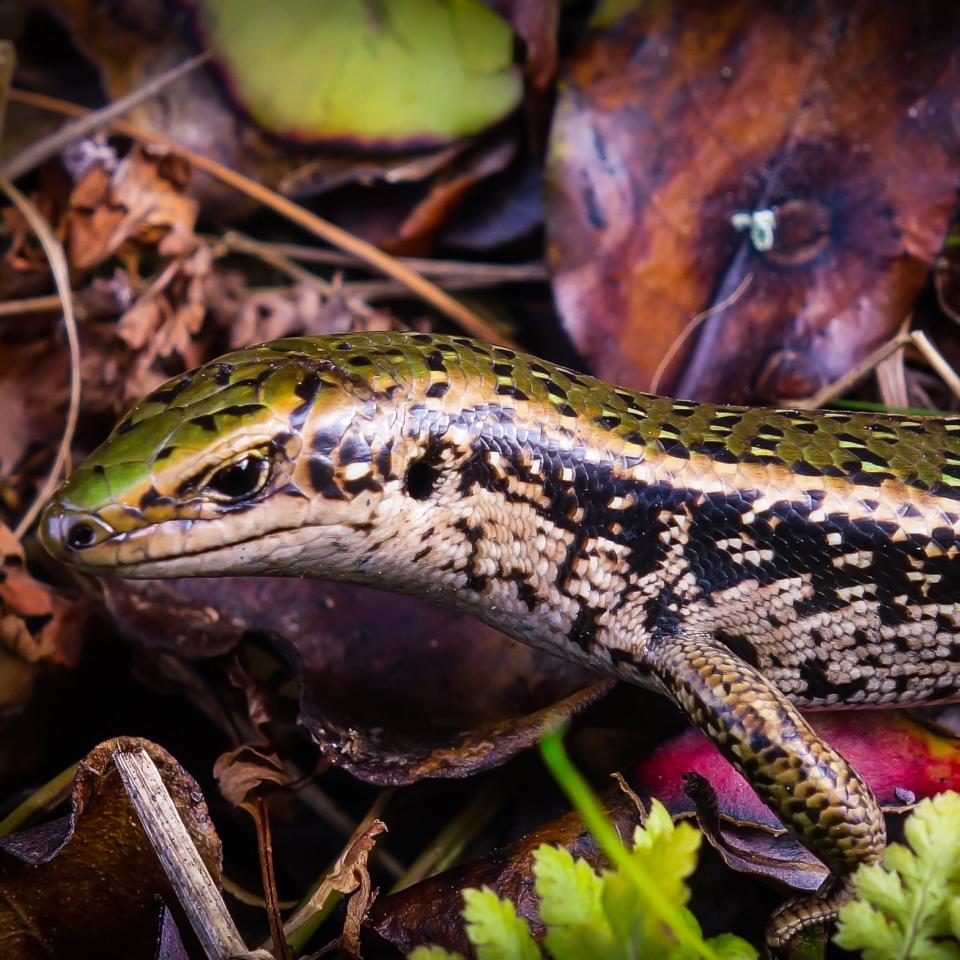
[103,331,960,499]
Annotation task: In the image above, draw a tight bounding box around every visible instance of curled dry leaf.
[214,743,293,807]
[547,0,960,402]
[62,143,198,270]
[0,736,222,960]
[116,244,213,401]
[104,576,609,784]
[287,818,387,958]
[0,522,89,669]
[229,288,377,351]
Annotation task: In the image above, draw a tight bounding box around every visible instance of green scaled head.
[40,336,413,578]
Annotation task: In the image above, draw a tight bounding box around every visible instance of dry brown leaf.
[117,244,213,400]
[63,143,198,270]
[0,521,89,668]
[214,744,293,807]
[548,0,960,402]
[289,818,387,958]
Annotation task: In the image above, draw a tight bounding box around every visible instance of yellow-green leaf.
[534,844,617,959]
[462,887,541,960]
[409,948,465,960]
[196,0,522,147]
[835,791,960,960]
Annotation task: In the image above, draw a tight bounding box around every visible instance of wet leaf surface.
[0,737,221,960]
[548,1,960,402]
[105,577,610,784]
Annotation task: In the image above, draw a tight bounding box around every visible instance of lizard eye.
[205,454,270,502]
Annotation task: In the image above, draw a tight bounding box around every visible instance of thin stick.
[0,762,78,837]
[245,798,292,960]
[794,329,913,410]
[2,53,211,180]
[214,231,383,324]
[10,88,515,347]
[909,329,960,403]
[0,40,15,148]
[114,748,270,960]
[0,173,82,540]
[225,236,548,283]
[0,293,63,317]
[342,276,535,301]
[650,273,753,394]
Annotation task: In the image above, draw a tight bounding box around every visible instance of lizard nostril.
[65,520,99,550]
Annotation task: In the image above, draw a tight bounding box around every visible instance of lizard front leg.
[644,631,885,949]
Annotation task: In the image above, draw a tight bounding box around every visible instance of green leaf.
[409,949,465,960]
[602,869,651,956]
[704,932,759,960]
[534,844,617,959]
[629,800,701,909]
[539,730,717,960]
[835,791,960,960]
[950,897,960,943]
[196,0,522,147]
[462,887,542,960]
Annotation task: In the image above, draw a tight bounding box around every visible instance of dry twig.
[2,53,211,180]
[9,88,516,348]
[0,173,82,540]
[115,748,271,960]
[650,274,753,394]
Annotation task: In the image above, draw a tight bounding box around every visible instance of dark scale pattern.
[41,332,960,942]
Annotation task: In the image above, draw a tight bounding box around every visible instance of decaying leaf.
[0,337,70,478]
[548,1,960,402]
[368,787,642,955]
[0,737,222,960]
[105,576,610,784]
[214,743,293,807]
[286,818,387,957]
[62,142,198,270]
[634,710,960,832]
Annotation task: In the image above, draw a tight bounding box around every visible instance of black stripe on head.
[190,414,218,432]
[150,376,193,405]
[290,373,322,430]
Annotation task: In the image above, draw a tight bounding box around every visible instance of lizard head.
[40,336,414,578]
